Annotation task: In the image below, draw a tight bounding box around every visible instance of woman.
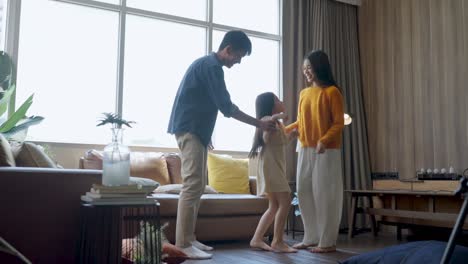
[286,50,344,253]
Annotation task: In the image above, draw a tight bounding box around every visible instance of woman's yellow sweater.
[285,85,344,149]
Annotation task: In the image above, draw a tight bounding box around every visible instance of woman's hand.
[316,141,326,154]
[289,129,299,140]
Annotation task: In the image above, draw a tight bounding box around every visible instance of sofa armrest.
[249,176,257,195]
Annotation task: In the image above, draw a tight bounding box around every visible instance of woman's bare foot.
[250,240,273,251]
[292,242,317,249]
[310,246,336,253]
[271,241,298,253]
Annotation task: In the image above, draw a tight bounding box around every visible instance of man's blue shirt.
[167,53,238,146]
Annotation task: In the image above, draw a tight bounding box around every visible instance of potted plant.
[0,51,43,141]
[97,112,135,186]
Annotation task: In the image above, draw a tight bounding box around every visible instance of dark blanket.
[341,240,468,264]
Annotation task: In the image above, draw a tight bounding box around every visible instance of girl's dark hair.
[248,92,275,158]
[218,30,252,55]
[304,50,337,87]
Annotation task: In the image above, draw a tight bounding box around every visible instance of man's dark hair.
[218,30,252,55]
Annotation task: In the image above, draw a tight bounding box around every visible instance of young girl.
[286,50,344,253]
[249,92,298,253]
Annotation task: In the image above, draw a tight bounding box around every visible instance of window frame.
[7,0,283,152]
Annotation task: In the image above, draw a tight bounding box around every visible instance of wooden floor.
[185,231,405,264]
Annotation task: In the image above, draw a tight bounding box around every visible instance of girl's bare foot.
[292,242,317,249]
[310,246,336,253]
[271,241,298,253]
[250,240,273,251]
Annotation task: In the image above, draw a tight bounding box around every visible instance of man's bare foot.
[292,242,317,249]
[310,246,336,253]
[271,241,298,253]
[250,240,273,251]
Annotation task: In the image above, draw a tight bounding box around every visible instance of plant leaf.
[1,115,44,138]
[0,51,13,89]
[97,112,135,128]
[0,84,15,117]
[0,94,34,133]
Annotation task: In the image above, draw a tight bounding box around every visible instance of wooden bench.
[345,189,464,240]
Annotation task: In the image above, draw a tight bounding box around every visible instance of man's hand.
[316,141,326,154]
[259,119,277,132]
[208,141,214,151]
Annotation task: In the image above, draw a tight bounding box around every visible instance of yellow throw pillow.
[207,153,250,194]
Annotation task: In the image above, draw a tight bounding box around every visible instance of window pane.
[213,0,279,34]
[211,30,279,151]
[16,0,119,144]
[0,0,7,49]
[123,15,206,147]
[127,0,206,21]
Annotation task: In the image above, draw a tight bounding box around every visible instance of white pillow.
[129,176,159,188]
[154,184,218,194]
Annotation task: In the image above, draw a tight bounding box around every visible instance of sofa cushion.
[130,152,171,185]
[83,149,103,170]
[129,176,159,188]
[207,153,250,194]
[154,184,217,194]
[152,193,268,217]
[82,150,171,185]
[15,142,57,168]
[164,153,182,184]
[0,134,15,166]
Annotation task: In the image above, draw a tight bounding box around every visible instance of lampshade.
[344,113,352,126]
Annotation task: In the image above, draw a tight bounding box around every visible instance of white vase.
[102,128,130,186]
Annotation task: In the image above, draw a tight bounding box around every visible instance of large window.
[14,0,282,151]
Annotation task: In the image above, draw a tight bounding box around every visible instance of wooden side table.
[345,189,464,240]
[346,190,378,239]
[76,201,162,264]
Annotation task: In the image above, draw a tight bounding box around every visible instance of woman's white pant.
[296,147,343,248]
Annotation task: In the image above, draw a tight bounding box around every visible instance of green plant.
[124,221,166,264]
[97,112,135,129]
[0,51,43,140]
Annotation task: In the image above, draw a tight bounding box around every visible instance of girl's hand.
[316,141,326,154]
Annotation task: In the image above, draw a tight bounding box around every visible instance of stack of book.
[81,184,157,205]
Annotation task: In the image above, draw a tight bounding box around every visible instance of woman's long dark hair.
[248,92,275,158]
[305,50,338,88]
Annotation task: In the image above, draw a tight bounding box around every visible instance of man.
[167,30,276,259]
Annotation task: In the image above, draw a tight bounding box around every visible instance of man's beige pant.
[296,147,343,248]
[175,133,207,248]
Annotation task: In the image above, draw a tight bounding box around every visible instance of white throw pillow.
[154,184,218,194]
[129,176,159,188]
